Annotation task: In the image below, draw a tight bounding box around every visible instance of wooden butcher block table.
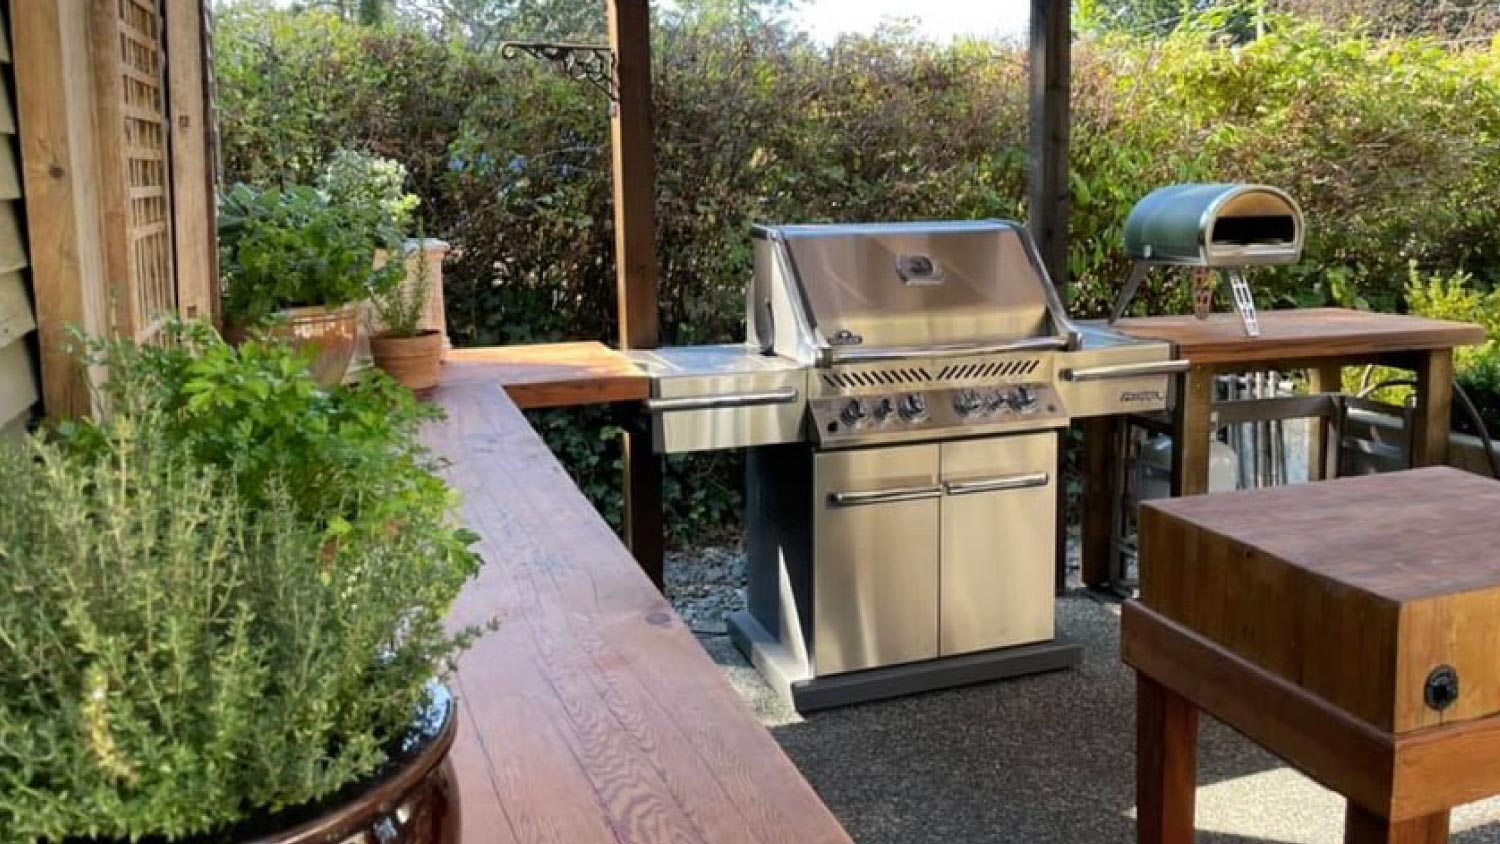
[1125,467,1500,844]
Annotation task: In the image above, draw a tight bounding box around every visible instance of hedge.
[215,8,1500,539]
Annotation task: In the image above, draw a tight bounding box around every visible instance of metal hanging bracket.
[500,41,618,107]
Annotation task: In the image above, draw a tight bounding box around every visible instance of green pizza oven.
[1123,183,1303,267]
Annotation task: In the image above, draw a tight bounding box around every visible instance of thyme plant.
[0,330,482,842]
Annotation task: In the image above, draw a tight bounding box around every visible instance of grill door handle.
[645,388,800,413]
[828,484,943,508]
[1060,360,1189,382]
[944,472,1050,496]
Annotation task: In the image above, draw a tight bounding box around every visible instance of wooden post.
[14,0,112,419]
[1308,364,1343,481]
[607,0,658,350]
[165,0,218,325]
[1411,349,1453,469]
[1343,804,1448,844]
[1136,674,1198,844]
[1171,367,1214,496]
[1028,0,1071,292]
[607,0,664,586]
[1080,417,1117,589]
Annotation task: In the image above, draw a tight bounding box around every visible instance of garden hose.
[1354,375,1500,480]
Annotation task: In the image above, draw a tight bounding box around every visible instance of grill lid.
[755,221,1074,363]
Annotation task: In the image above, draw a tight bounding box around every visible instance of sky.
[792,0,1032,43]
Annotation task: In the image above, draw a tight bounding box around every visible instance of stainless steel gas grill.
[632,220,1184,711]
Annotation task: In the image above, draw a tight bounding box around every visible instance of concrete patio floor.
[695,592,1500,844]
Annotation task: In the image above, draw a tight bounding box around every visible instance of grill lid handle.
[644,388,801,413]
[825,335,1070,365]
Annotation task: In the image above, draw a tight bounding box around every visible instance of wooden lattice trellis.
[94,0,177,344]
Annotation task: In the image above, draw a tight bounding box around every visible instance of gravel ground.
[666,540,1500,844]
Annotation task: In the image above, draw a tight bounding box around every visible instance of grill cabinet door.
[812,443,941,676]
[938,434,1057,656]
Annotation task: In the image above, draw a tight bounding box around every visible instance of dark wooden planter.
[191,685,460,844]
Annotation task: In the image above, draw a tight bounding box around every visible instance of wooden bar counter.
[1081,308,1486,589]
[427,377,851,844]
[1126,467,1500,844]
[442,341,648,410]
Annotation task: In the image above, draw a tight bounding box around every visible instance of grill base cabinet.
[733,432,1081,712]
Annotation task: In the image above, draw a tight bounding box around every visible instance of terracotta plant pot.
[226,305,361,388]
[371,330,444,392]
[185,685,459,844]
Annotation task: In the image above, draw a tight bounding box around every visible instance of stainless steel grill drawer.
[630,346,807,454]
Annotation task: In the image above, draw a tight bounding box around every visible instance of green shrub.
[1403,266,1500,434]
[0,335,482,841]
[213,6,1500,537]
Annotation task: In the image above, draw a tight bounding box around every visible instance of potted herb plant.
[0,325,482,843]
[370,245,445,391]
[218,182,403,386]
[317,149,449,386]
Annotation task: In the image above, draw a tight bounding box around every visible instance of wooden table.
[427,377,852,844]
[1081,308,1485,588]
[1126,467,1500,844]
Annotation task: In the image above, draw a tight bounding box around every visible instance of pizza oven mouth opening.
[1212,214,1297,247]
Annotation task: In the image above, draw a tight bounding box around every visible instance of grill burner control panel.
[811,383,1065,447]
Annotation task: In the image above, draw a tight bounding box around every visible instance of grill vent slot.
[935,358,1041,382]
[821,367,936,390]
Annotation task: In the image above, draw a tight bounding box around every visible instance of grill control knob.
[1011,385,1039,414]
[840,399,868,428]
[872,396,896,423]
[985,390,1009,414]
[954,389,984,417]
[898,393,929,422]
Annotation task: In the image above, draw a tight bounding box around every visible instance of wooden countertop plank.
[1145,466,1500,604]
[1113,308,1485,365]
[427,379,852,844]
[443,342,648,410]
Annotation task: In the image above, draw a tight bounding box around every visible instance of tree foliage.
[214,5,1500,536]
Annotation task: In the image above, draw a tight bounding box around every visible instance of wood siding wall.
[0,2,39,440]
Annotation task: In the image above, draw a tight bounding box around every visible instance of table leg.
[622,425,664,589]
[1171,367,1214,496]
[1309,364,1344,481]
[1081,416,1117,589]
[1411,349,1454,468]
[1136,673,1198,844]
[1343,804,1449,844]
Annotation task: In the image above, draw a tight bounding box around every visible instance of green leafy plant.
[0,331,483,841]
[218,183,404,326]
[1402,265,1500,433]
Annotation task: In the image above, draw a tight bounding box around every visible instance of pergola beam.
[1029,0,1072,293]
[608,0,659,350]
[608,0,664,586]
